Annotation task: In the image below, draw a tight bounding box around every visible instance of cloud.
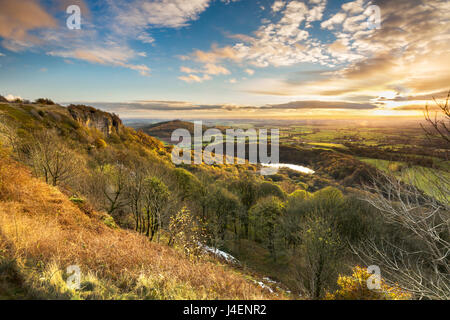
[189,0,332,70]
[1,0,235,75]
[265,100,377,110]
[180,66,199,73]
[393,104,441,111]
[244,0,450,104]
[0,0,57,51]
[272,1,286,12]
[321,12,346,30]
[203,63,230,75]
[178,74,212,83]
[179,63,230,82]
[5,94,22,101]
[113,0,211,29]
[86,99,377,115]
[245,68,255,75]
[192,44,241,64]
[48,46,151,76]
[87,100,229,113]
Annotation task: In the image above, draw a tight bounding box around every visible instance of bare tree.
[357,92,450,299]
[96,163,128,216]
[141,177,170,241]
[0,114,20,153]
[421,91,450,145]
[357,171,449,300]
[28,130,81,186]
[126,164,149,233]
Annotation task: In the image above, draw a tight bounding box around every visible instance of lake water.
[261,163,315,175]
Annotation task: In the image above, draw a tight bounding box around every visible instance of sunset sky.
[0,0,449,119]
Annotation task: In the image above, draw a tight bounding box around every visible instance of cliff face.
[68,105,122,137]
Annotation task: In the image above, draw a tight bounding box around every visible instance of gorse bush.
[326,266,411,300]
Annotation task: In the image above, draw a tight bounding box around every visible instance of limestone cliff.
[68,104,122,137]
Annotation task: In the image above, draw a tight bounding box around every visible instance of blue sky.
[0,0,448,119]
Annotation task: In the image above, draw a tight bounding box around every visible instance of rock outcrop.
[68,104,122,137]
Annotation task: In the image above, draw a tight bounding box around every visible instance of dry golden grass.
[0,154,280,300]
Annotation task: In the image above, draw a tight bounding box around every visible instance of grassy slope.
[0,154,281,300]
[0,102,283,300]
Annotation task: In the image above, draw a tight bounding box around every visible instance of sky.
[0,0,449,119]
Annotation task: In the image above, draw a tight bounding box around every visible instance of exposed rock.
[68,104,122,137]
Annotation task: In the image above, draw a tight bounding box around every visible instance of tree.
[358,171,449,300]
[96,163,128,217]
[356,93,450,300]
[207,187,242,249]
[280,190,310,253]
[231,174,258,238]
[126,164,148,233]
[28,130,81,186]
[294,215,341,299]
[34,98,56,105]
[168,207,204,259]
[421,91,450,145]
[0,115,20,153]
[249,196,285,260]
[172,168,200,201]
[142,177,170,241]
[257,181,286,200]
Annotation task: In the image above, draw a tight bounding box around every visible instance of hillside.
[0,128,279,300]
[0,100,442,300]
[0,101,288,299]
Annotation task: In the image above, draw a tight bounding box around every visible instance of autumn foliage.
[326,266,411,300]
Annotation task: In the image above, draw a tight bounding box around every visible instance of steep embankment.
[0,152,279,299]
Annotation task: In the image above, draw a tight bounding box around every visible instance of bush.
[34,98,56,105]
[326,266,411,300]
[94,138,107,149]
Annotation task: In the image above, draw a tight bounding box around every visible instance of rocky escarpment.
[68,104,122,137]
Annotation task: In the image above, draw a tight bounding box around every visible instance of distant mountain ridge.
[135,120,229,143]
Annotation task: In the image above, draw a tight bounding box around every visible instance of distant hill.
[135,120,229,144]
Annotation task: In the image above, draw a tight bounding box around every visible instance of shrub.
[34,98,56,105]
[326,266,411,300]
[94,138,107,149]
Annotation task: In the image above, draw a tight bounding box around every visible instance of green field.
[359,157,450,201]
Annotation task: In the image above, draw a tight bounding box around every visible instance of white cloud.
[190,0,335,70]
[180,66,199,73]
[245,68,254,75]
[178,74,212,83]
[48,45,151,76]
[5,94,22,101]
[271,1,285,12]
[203,63,230,75]
[244,0,450,100]
[321,12,346,30]
[114,0,211,29]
